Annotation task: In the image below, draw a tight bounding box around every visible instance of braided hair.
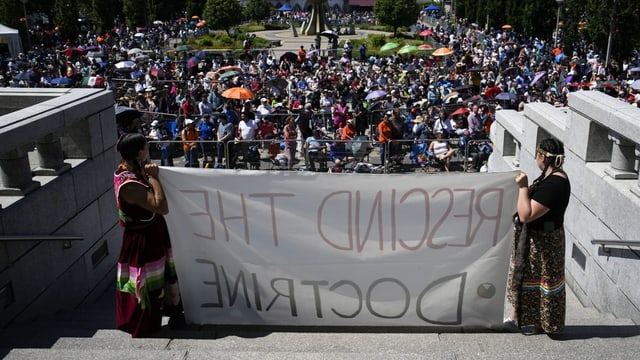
[532,138,565,186]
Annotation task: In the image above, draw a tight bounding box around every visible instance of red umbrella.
[187,56,200,68]
[450,107,470,117]
[149,68,165,78]
[417,44,434,50]
[61,47,84,57]
[419,29,434,37]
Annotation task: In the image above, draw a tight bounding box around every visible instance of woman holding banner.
[113,133,184,337]
[506,138,571,337]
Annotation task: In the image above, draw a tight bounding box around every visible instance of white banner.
[160,169,517,328]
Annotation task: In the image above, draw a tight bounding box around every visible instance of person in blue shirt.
[198,114,216,165]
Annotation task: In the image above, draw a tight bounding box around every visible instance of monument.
[300,0,329,35]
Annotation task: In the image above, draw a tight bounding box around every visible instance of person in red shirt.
[298,45,306,64]
[484,81,502,99]
[181,94,195,119]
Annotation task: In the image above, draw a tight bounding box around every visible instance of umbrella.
[419,29,434,37]
[50,77,74,86]
[61,47,84,57]
[280,52,298,62]
[495,92,519,101]
[320,30,339,38]
[206,71,217,80]
[153,20,163,25]
[175,44,193,53]
[218,70,240,81]
[424,4,440,11]
[397,44,418,55]
[452,84,473,92]
[115,106,141,126]
[443,91,459,101]
[467,66,484,73]
[134,32,145,38]
[278,4,293,11]
[450,107,470,117]
[114,61,136,70]
[221,87,255,99]
[149,68,165,78]
[380,42,401,52]
[432,47,454,57]
[196,21,206,27]
[187,56,200,68]
[265,77,288,90]
[629,79,640,90]
[502,24,512,30]
[365,89,388,100]
[130,70,145,79]
[306,49,319,58]
[629,67,640,73]
[530,71,547,86]
[417,44,434,53]
[219,65,243,73]
[127,48,143,55]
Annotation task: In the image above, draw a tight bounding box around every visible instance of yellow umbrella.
[432,47,454,57]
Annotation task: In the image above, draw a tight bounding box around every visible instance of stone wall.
[489,91,640,324]
[0,89,121,327]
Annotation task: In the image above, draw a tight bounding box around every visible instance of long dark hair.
[532,137,565,185]
[116,133,147,174]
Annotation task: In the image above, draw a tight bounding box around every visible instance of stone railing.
[0,88,121,327]
[489,90,640,324]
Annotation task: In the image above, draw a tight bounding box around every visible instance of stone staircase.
[1,286,639,360]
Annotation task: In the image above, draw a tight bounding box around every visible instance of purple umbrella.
[530,71,547,86]
[495,92,518,101]
[365,89,388,100]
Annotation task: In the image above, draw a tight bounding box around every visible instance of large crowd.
[3,8,640,171]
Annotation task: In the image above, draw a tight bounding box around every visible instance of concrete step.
[2,286,639,360]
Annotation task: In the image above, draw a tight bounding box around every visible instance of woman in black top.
[506,138,571,336]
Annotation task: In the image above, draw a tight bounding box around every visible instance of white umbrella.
[630,79,640,90]
[115,61,136,69]
[134,32,145,38]
[127,48,143,55]
[152,20,163,25]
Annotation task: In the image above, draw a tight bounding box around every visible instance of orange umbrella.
[196,21,206,27]
[432,47,454,57]
[502,24,512,30]
[221,87,255,100]
[192,15,200,19]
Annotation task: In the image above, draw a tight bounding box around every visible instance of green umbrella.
[218,70,241,81]
[380,42,401,52]
[397,44,418,55]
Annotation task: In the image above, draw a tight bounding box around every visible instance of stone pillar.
[631,146,640,198]
[604,132,638,179]
[0,146,41,196]
[34,133,71,176]
[512,138,521,167]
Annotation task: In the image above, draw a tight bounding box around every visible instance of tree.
[52,0,79,42]
[374,0,419,37]
[244,0,271,22]
[122,0,146,28]
[202,0,243,35]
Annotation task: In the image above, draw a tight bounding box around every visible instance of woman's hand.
[515,172,528,188]
[145,163,160,178]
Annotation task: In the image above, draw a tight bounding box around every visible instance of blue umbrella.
[278,4,293,11]
[424,4,440,11]
[50,77,74,86]
[130,70,145,79]
[495,92,518,101]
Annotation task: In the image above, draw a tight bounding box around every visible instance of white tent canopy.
[0,24,23,59]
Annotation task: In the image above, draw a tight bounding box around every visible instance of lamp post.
[554,0,563,48]
[20,0,30,50]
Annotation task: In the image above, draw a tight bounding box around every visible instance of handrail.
[591,239,640,253]
[0,235,84,241]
